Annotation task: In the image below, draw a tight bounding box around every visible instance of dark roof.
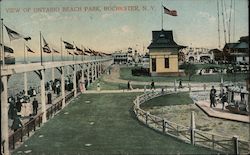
[234,42,249,49]
[224,43,239,49]
[147,30,186,49]
[239,36,249,43]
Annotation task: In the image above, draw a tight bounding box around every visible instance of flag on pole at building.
[63,41,75,49]
[52,48,60,53]
[26,45,35,53]
[4,25,31,41]
[163,5,177,16]
[42,36,51,53]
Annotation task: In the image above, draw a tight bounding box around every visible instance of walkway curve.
[102,65,224,88]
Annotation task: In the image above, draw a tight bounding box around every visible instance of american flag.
[163,6,177,16]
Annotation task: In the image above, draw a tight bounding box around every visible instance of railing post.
[146,112,149,125]
[190,111,195,145]
[162,119,166,133]
[233,135,239,155]
[212,134,215,149]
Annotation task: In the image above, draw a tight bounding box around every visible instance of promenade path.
[13,93,217,155]
[102,65,224,88]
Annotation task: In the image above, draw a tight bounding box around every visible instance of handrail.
[8,91,75,150]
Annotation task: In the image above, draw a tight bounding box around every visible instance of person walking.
[11,116,23,132]
[221,90,228,110]
[210,86,217,108]
[32,98,38,115]
[47,92,52,104]
[151,80,155,90]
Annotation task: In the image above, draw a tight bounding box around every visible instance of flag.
[4,25,31,41]
[76,46,83,52]
[74,51,79,55]
[52,48,60,53]
[67,50,73,55]
[42,37,51,53]
[26,45,35,53]
[63,41,75,49]
[0,44,14,53]
[163,6,177,16]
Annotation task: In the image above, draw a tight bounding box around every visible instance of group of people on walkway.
[210,86,228,110]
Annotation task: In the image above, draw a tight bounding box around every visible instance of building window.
[165,58,169,68]
[152,58,156,71]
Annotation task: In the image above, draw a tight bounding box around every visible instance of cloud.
[121,25,131,33]
[198,11,216,23]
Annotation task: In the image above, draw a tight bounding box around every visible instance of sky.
[0,0,249,57]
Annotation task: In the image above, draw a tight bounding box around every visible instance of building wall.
[149,50,179,73]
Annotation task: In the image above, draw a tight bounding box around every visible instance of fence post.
[212,135,215,149]
[162,119,165,133]
[190,111,195,145]
[146,112,149,125]
[189,84,191,93]
[203,84,206,91]
[233,136,239,155]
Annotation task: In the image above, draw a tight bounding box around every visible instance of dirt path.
[102,65,221,87]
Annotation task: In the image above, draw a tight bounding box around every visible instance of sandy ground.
[143,104,250,141]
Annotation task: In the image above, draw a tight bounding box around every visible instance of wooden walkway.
[195,100,250,123]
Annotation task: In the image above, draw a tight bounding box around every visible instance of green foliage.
[181,63,197,81]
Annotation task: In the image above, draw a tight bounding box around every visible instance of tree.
[182,63,197,81]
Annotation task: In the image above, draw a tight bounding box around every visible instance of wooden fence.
[7,91,75,151]
[133,91,250,154]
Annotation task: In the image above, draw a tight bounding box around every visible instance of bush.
[131,67,150,76]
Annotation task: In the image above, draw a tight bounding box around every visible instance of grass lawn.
[141,93,193,108]
[120,67,249,82]
[13,93,218,155]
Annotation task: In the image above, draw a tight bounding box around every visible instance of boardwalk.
[195,101,250,123]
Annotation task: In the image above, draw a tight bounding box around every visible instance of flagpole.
[24,42,26,63]
[40,31,43,65]
[81,45,83,61]
[1,18,4,66]
[161,1,163,30]
[60,37,63,61]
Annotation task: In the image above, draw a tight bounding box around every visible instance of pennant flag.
[163,6,177,16]
[74,51,79,55]
[24,37,31,41]
[76,46,83,52]
[63,41,75,49]
[0,44,14,53]
[67,50,73,55]
[26,45,35,53]
[42,37,51,53]
[52,48,60,53]
[4,25,31,41]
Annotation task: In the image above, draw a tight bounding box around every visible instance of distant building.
[181,47,214,63]
[147,30,185,76]
[112,51,128,64]
[223,36,249,64]
[127,47,133,63]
